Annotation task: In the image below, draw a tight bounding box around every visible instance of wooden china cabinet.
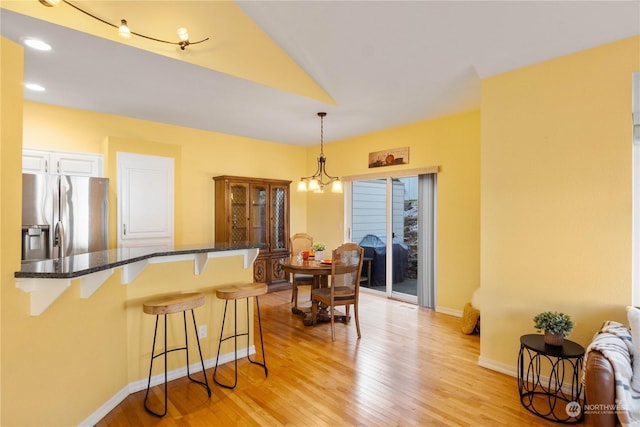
[213,175,291,291]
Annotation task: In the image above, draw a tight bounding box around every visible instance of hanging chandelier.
[297,112,343,194]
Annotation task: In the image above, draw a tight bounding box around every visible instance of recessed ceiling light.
[24,38,52,51]
[25,83,46,92]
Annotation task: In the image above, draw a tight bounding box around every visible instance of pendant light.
[298,112,343,194]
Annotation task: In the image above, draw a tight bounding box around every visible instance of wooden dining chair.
[290,233,314,305]
[311,243,364,341]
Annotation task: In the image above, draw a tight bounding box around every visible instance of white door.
[117,152,174,248]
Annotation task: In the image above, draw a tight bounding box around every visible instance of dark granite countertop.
[15,243,267,279]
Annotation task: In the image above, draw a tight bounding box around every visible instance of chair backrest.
[330,243,364,293]
[291,233,313,256]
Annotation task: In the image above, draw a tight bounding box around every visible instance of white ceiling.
[1,1,639,146]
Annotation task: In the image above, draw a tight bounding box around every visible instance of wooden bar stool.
[142,292,211,417]
[213,283,268,389]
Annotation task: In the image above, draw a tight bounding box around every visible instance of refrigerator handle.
[54,221,65,258]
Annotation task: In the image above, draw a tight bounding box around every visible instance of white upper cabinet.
[22,149,50,174]
[23,148,104,177]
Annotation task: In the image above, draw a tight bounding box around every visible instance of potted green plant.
[311,242,327,260]
[533,311,574,346]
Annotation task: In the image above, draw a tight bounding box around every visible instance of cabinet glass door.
[230,183,248,243]
[271,185,287,250]
[250,184,268,246]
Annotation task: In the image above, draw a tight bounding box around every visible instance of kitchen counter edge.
[15,243,267,279]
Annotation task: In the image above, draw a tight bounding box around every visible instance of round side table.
[518,334,585,423]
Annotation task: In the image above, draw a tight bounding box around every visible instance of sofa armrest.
[584,350,619,427]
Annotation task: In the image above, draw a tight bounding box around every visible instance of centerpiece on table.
[311,242,327,261]
[533,311,574,346]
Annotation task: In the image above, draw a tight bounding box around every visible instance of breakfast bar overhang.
[15,243,265,315]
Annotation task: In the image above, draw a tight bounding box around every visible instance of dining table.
[280,257,346,326]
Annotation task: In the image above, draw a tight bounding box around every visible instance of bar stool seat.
[213,283,268,389]
[215,282,268,301]
[142,292,211,417]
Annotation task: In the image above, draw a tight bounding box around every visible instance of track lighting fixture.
[39,0,209,50]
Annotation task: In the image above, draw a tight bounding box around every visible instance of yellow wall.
[3,96,307,424]
[0,36,25,425]
[23,101,311,242]
[1,41,128,424]
[9,100,481,424]
[306,111,481,312]
[480,36,640,368]
[10,29,637,425]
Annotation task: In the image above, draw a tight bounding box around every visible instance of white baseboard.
[478,355,583,399]
[78,346,256,427]
[78,385,131,427]
[435,306,462,317]
[478,356,517,377]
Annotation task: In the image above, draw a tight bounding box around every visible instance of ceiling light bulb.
[24,38,52,51]
[177,27,189,41]
[331,180,343,193]
[297,181,307,192]
[119,19,131,39]
[38,0,60,6]
[308,179,320,192]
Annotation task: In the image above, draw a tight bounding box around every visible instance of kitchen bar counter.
[15,243,265,315]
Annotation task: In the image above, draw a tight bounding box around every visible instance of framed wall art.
[368,147,409,168]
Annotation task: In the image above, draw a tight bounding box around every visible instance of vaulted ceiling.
[1,1,639,145]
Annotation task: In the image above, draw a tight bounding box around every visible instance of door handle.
[54,221,65,258]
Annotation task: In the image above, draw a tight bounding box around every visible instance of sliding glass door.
[351,179,390,293]
[391,177,417,299]
[349,173,435,306]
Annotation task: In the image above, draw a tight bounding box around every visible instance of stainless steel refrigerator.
[22,173,109,262]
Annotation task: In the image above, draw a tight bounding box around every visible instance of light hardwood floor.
[96,289,558,426]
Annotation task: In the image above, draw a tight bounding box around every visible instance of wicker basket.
[544,330,564,346]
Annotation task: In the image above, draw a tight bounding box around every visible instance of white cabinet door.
[23,148,103,177]
[117,152,174,248]
[22,149,50,174]
[51,152,103,176]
